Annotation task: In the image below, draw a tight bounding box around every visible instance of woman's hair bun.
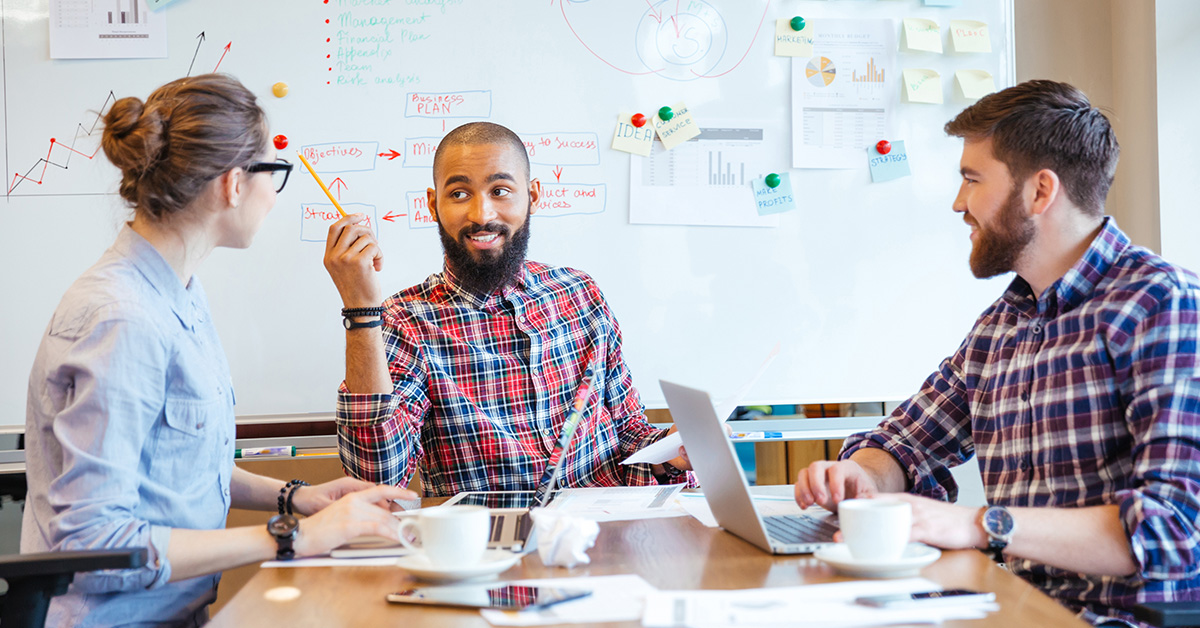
[102,96,166,176]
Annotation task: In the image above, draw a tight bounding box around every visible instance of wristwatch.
[267,514,300,561]
[658,461,687,483]
[980,505,1015,561]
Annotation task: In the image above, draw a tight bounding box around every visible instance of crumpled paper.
[530,508,599,568]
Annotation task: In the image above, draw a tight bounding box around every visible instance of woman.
[20,74,413,627]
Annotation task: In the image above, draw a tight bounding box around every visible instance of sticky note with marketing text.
[955,70,996,100]
[611,113,655,156]
[751,173,796,216]
[868,141,912,183]
[951,20,991,53]
[774,18,814,57]
[902,18,942,53]
[902,69,943,104]
[652,102,701,151]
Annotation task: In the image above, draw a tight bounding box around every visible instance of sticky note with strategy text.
[751,173,797,216]
[774,18,814,57]
[868,141,912,183]
[950,20,991,53]
[611,113,655,156]
[902,18,942,53]
[652,102,701,151]
[955,70,996,100]
[902,69,943,104]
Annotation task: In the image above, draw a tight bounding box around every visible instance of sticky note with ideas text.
[902,18,942,53]
[868,141,912,183]
[652,102,701,151]
[951,20,991,53]
[774,18,814,57]
[955,70,996,100]
[752,173,796,216]
[611,113,655,156]
[902,69,943,104]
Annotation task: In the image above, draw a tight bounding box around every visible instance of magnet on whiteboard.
[272,82,289,98]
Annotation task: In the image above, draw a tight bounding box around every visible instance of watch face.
[269,514,299,536]
[984,507,1015,536]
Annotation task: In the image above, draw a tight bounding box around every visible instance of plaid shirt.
[844,219,1200,626]
[336,261,688,496]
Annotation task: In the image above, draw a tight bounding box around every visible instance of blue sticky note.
[923,0,962,6]
[868,141,912,183]
[752,173,796,215]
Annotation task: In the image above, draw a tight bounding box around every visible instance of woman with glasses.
[21,74,414,627]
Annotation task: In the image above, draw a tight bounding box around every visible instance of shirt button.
[1032,324,1042,335]
[542,428,551,436]
[1020,390,1029,402]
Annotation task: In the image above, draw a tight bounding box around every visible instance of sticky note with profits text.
[902,69,943,104]
[612,113,655,156]
[752,173,797,216]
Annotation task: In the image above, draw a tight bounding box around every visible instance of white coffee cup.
[398,505,490,568]
[837,498,912,562]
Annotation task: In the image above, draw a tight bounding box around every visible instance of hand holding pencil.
[308,151,385,309]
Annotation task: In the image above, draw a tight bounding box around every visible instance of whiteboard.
[0,0,1013,429]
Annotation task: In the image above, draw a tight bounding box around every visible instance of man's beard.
[438,210,532,295]
[968,185,1036,279]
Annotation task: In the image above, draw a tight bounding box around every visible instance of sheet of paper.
[546,485,685,522]
[752,173,797,216]
[902,18,942,53]
[652,102,702,151]
[643,578,998,627]
[629,124,778,228]
[955,69,996,99]
[611,113,655,156]
[774,18,814,57]
[480,574,655,626]
[902,69,944,104]
[622,343,781,465]
[792,19,897,169]
[261,556,399,568]
[951,20,992,53]
[868,140,912,183]
[50,0,168,59]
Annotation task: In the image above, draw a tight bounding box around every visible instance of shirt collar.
[440,260,530,308]
[111,225,203,328]
[1000,216,1128,317]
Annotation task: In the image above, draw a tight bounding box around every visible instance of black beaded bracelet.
[278,479,310,515]
[341,306,384,317]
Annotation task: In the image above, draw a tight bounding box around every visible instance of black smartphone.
[854,588,996,609]
[386,584,592,611]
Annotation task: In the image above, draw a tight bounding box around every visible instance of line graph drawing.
[6,92,114,195]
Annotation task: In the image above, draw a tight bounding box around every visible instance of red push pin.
[876,140,891,155]
[631,113,647,128]
[273,134,289,150]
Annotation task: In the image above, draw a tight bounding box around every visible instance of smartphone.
[386,584,592,611]
[854,589,996,609]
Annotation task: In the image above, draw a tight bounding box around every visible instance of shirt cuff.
[336,386,402,427]
[147,524,173,588]
[841,432,953,501]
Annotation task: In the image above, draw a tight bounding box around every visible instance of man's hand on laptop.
[793,460,880,511]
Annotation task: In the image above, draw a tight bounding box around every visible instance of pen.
[235,446,295,459]
[296,152,348,218]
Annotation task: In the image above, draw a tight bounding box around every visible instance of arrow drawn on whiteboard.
[377,149,401,161]
[213,42,231,73]
[689,0,771,79]
[187,32,206,77]
[643,0,662,23]
[552,166,563,182]
[330,177,348,200]
[382,211,405,223]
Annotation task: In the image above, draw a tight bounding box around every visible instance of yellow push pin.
[272,82,289,98]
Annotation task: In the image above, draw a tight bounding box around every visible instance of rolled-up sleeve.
[1114,286,1200,580]
[44,316,173,592]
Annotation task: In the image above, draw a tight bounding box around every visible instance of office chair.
[0,548,147,628]
[1134,602,1200,628]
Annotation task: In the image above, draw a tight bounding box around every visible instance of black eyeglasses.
[246,158,294,193]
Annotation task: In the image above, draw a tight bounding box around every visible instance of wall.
[1156,0,1200,272]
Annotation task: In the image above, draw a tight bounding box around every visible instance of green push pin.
[765,173,781,188]
[658,106,674,122]
[790,16,805,31]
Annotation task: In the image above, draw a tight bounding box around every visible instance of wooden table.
[211,507,1086,627]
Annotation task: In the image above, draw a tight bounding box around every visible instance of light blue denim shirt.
[22,226,236,628]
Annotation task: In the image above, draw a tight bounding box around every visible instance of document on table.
[622,343,780,466]
[547,485,685,522]
[480,574,655,626]
[643,577,998,627]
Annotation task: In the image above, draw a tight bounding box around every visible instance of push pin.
[765,173,781,188]
[790,16,806,31]
[274,134,289,150]
[658,106,674,122]
[876,140,891,155]
[631,113,647,128]
[272,82,289,98]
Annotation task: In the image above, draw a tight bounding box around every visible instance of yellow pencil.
[296,152,348,218]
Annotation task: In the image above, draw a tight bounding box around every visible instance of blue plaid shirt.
[336,261,690,496]
[844,218,1200,625]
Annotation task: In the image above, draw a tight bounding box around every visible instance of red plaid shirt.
[336,261,690,496]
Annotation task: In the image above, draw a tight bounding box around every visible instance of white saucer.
[395,550,521,582]
[814,543,942,578]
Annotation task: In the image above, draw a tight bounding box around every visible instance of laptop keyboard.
[763,514,838,544]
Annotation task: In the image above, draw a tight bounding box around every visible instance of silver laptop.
[662,379,838,554]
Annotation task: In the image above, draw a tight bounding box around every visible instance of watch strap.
[344,317,384,330]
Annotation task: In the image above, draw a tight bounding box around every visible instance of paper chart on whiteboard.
[792,19,897,169]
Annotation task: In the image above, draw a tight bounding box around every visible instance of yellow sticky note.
[955,70,996,100]
[652,102,701,151]
[902,69,943,104]
[902,18,942,53]
[611,113,655,157]
[774,18,814,57]
[950,20,991,53]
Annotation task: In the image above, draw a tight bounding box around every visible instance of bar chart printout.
[630,127,780,228]
[49,0,167,59]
